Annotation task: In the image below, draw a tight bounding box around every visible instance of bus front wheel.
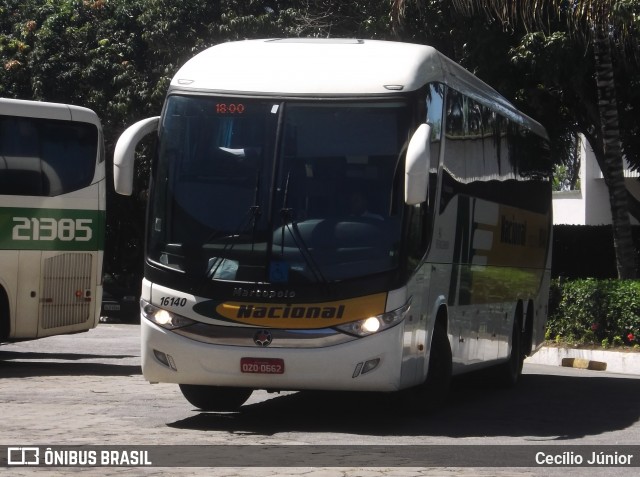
[179,384,252,411]
[401,323,452,412]
[424,323,453,404]
[0,288,9,342]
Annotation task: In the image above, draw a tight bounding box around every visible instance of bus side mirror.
[113,116,160,195]
[404,123,432,205]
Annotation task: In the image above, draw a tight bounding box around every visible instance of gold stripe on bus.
[215,293,387,329]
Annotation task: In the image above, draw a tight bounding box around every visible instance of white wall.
[553,136,639,226]
[552,190,585,225]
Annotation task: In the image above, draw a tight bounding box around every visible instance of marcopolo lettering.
[237,304,345,320]
[233,287,296,299]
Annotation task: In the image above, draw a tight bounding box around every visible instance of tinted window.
[444,89,551,183]
[0,116,98,196]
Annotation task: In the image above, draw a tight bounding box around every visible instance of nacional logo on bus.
[210,293,387,329]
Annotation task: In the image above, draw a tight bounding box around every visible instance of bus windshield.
[149,95,411,284]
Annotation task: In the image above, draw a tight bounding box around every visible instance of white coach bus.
[0,98,105,343]
[114,39,552,411]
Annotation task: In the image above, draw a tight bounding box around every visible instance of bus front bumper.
[141,318,405,392]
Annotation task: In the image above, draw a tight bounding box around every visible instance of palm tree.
[392,0,637,278]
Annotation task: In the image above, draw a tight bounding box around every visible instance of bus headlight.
[141,300,195,330]
[335,302,410,337]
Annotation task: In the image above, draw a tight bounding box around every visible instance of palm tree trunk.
[593,14,637,278]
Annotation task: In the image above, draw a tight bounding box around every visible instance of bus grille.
[41,253,92,329]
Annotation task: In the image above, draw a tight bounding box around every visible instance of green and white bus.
[114,39,552,411]
[0,98,105,343]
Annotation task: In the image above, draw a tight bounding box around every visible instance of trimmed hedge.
[547,278,640,348]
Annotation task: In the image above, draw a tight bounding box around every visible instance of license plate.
[104,304,120,311]
[240,358,285,374]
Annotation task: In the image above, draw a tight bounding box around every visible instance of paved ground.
[1,323,639,476]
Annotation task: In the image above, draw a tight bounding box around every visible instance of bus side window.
[0,117,44,195]
[426,83,444,143]
[0,116,97,197]
[425,83,443,202]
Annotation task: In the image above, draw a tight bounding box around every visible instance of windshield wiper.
[204,204,261,278]
[278,170,327,284]
[204,170,263,280]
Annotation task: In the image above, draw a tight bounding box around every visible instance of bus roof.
[0,97,101,127]
[169,39,546,137]
[172,39,442,96]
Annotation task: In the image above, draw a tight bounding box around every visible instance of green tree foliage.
[3,0,640,278]
[2,1,156,277]
[0,0,401,277]
[1,1,148,137]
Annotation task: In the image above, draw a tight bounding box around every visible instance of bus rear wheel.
[493,320,523,387]
[179,384,252,411]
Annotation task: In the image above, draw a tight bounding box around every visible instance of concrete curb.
[525,346,640,375]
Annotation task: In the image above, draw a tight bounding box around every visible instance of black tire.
[0,288,10,342]
[179,385,252,411]
[494,320,523,388]
[424,324,453,404]
[401,324,452,411]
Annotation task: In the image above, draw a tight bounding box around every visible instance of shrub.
[547,278,640,347]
